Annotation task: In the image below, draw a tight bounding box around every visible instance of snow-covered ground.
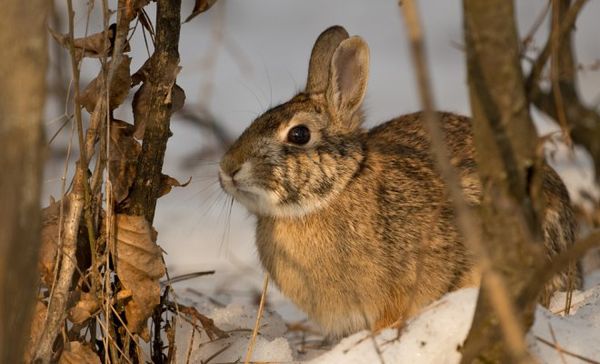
[172,274,600,363]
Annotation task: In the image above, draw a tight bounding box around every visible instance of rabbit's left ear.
[326,36,369,124]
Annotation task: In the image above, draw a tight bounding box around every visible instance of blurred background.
[43,0,600,322]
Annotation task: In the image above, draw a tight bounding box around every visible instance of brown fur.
[219,26,579,337]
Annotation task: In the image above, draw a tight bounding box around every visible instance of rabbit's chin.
[227,185,330,218]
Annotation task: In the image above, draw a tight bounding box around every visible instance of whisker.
[219,196,235,257]
[237,78,265,112]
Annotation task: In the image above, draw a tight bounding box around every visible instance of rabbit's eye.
[287,125,311,145]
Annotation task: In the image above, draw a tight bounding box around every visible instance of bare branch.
[399,1,535,362]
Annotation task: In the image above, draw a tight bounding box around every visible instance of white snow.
[173,279,600,363]
[309,288,478,364]
[173,299,294,363]
[531,286,600,364]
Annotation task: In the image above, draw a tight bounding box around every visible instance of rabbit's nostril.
[231,167,241,178]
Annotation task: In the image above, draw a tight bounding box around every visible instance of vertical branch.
[461,0,546,362]
[34,169,85,363]
[550,0,572,146]
[0,0,49,362]
[126,0,182,223]
[399,1,534,363]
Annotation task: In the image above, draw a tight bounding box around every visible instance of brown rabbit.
[218,26,578,337]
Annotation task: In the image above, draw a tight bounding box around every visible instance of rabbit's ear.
[306,26,349,93]
[326,36,369,123]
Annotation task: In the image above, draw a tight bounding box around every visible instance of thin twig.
[96,316,134,364]
[165,301,228,339]
[522,1,551,48]
[185,317,197,364]
[550,0,572,146]
[244,275,269,364]
[34,169,85,363]
[548,323,568,364]
[535,335,600,364]
[526,0,589,94]
[520,229,600,306]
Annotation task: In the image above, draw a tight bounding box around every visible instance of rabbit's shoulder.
[367,112,475,167]
[362,111,480,204]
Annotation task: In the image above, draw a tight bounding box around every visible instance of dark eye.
[287,125,311,145]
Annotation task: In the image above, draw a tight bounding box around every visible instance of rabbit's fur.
[219,26,579,337]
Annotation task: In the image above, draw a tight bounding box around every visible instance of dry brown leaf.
[170,84,186,114]
[39,199,71,286]
[24,301,47,363]
[109,119,141,203]
[115,214,165,339]
[59,342,101,364]
[185,0,219,22]
[133,80,185,140]
[78,56,132,113]
[68,292,99,325]
[39,199,92,287]
[125,0,152,20]
[132,82,151,140]
[158,174,191,198]
[49,24,117,60]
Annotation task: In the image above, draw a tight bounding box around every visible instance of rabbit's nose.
[220,156,241,177]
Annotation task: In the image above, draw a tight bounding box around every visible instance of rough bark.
[126,0,182,223]
[460,1,544,363]
[0,0,49,362]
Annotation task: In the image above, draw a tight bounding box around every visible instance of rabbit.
[218,25,579,337]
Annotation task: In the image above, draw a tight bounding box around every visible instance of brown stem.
[126,0,182,223]
[34,168,85,363]
[525,0,588,95]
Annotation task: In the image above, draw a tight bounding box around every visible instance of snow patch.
[173,302,293,363]
[174,279,600,363]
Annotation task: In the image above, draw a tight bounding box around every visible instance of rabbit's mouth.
[219,167,275,215]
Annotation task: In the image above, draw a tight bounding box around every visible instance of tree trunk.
[0,0,49,362]
[460,1,544,362]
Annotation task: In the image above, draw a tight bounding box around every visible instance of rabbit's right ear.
[306,26,349,93]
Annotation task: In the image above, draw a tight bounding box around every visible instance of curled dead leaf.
[132,82,151,140]
[78,56,132,113]
[39,199,65,286]
[126,0,152,21]
[185,0,220,22]
[68,293,99,325]
[132,81,185,139]
[158,174,191,198]
[109,119,141,203]
[39,198,92,288]
[114,214,165,339]
[170,84,186,114]
[59,342,101,364]
[49,24,123,60]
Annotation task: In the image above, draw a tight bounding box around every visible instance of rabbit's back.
[368,111,578,301]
